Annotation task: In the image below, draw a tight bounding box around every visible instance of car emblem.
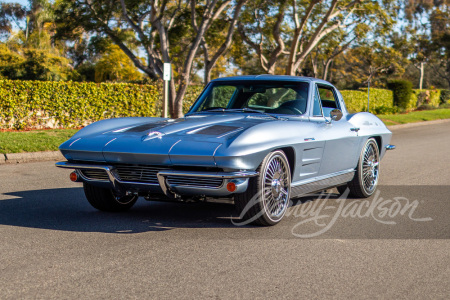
[143,131,165,141]
[147,131,164,139]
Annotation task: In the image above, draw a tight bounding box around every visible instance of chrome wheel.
[234,150,291,226]
[338,138,381,198]
[261,152,291,222]
[362,141,379,194]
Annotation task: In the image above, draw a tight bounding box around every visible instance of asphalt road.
[0,122,449,299]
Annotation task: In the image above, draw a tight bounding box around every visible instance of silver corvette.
[56,75,395,226]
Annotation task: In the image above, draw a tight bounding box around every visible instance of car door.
[312,84,360,176]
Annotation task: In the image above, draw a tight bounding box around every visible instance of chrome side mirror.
[330,109,343,122]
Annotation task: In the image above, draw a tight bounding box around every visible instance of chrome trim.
[156,170,258,198]
[385,144,396,150]
[292,168,354,187]
[56,161,258,198]
[291,168,355,198]
[56,161,123,191]
[157,170,258,179]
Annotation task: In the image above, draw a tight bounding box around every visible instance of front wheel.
[235,150,291,226]
[83,183,138,212]
[340,138,380,198]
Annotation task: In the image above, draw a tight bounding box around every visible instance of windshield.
[189,80,309,116]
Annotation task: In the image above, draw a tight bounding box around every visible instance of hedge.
[340,88,394,113]
[387,79,413,110]
[410,89,441,109]
[440,89,450,104]
[1,79,444,130]
[0,80,161,129]
[182,85,203,113]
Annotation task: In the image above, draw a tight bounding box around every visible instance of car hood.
[59,114,279,166]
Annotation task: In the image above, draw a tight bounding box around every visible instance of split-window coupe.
[56,75,394,226]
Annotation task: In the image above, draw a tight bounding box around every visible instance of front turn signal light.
[69,171,78,182]
[226,182,236,192]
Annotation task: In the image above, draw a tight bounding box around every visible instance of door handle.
[350,127,360,132]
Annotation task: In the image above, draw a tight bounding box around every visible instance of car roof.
[210,75,333,86]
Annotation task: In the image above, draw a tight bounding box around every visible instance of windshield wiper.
[187,108,225,115]
[226,108,280,120]
[191,108,279,120]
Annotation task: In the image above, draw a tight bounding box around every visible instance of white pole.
[164,80,169,118]
[163,63,171,118]
[367,79,370,112]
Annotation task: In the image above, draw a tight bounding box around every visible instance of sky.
[1,0,29,7]
[2,0,29,4]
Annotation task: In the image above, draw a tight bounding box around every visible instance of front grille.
[115,164,169,184]
[167,175,223,188]
[76,163,223,188]
[80,169,109,181]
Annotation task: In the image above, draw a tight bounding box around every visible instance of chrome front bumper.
[55,161,258,198]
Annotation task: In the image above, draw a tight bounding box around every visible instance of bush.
[182,85,203,113]
[340,88,393,113]
[0,79,207,129]
[0,80,161,129]
[416,104,437,111]
[440,89,450,104]
[411,89,441,109]
[387,79,413,110]
[373,105,400,115]
[439,102,450,109]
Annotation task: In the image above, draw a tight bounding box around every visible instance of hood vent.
[125,123,161,132]
[195,125,240,136]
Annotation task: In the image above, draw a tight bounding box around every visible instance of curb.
[387,118,450,130]
[1,151,65,164]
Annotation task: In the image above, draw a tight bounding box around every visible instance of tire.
[83,182,138,212]
[235,150,291,226]
[340,138,380,198]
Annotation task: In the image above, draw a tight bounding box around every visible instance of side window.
[317,85,340,117]
[313,86,323,116]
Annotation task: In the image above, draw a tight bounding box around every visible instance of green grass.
[378,108,450,126]
[0,129,78,154]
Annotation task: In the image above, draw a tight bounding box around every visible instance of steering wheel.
[202,106,225,111]
[278,100,304,115]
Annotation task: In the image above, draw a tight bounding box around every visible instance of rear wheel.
[235,150,291,226]
[339,138,380,198]
[83,182,138,212]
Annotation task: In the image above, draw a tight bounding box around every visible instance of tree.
[331,42,406,90]
[54,0,248,118]
[94,44,143,82]
[0,44,71,80]
[0,1,73,81]
[305,24,368,81]
[0,2,26,37]
[237,0,289,75]
[198,0,247,83]
[400,0,450,89]
[429,4,450,88]
[237,0,397,76]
